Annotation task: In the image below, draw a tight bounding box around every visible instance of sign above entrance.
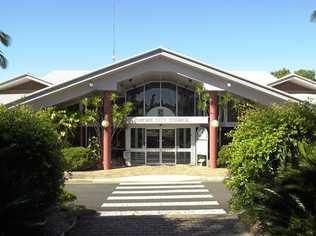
[127,116,208,125]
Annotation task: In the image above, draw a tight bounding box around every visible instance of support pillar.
[208,92,218,168]
[103,91,112,170]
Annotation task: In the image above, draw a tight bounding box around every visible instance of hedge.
[62,146,99,171]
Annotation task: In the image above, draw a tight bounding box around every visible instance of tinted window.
[178,87,195,116]
[126,86,144,116]
[162,129,175,148]
[177,128,191,148]
[146,129,160,148]
[131,128,144,148]
[145,83,160,115]
[161,83,176,115]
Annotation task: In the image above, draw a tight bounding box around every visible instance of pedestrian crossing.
[98,180,227,216]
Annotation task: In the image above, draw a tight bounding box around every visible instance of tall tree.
[294,69,315,81]
[0,31,10,69]
[271,68,290,78]
[311,10,316,22]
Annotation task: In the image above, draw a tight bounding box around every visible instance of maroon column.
[208,92,218,168]
[103,91,112,170]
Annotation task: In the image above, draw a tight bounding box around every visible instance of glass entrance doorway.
[128,127,193,166]
[146,128,176,165]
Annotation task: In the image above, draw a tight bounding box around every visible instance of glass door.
[146,129,160,165]
[161,128,176,164]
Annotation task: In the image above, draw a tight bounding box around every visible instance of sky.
[1,0,316,82]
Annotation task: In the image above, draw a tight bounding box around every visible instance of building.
[1,48,315,169]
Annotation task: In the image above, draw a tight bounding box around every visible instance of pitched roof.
[0,73,52,90]
[6,47,302,107]
[268,73,316,90]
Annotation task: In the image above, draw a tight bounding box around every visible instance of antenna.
[112,0,116,62]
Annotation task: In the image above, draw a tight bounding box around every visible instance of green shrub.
[256,142,316,235]
[62,146,98,171]
[0,105,64,233]
[225,102,316,230]
[217,144,231,167]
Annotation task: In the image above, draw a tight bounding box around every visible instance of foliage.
[45,107,80,147]
[311,10,316,22]
[195,83,210,114]
[58,189,77,206]
[217,144,231,167]
[255,142,316,235]
[0,105,64,233]
[225,102,316,232]
[271,68,290,78]
[62,146,99,171]
[219,92,260,118]
[0,31,10,69]
[294,69,316,81]
[88,136,101,162]
[271,68,316,81]
[111,92,133,139]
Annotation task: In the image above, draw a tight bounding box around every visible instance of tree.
[0,31,10,69]
[311,10,316,22]
[271,68,290,78]
[294,69,316,81]
[271,68,316,81]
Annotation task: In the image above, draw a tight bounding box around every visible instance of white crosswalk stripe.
[119,181,202,185]
[107,194,213,200]
[99,181,227,216]
[112,189,209,194]
[116,185,205,189]
[98,209,227,216]
[101,201,219,207]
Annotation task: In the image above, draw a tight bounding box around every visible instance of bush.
[62,146,98,171]
[217,144,231,167]
[225,102,316,232]
[256,142,316,235]
[0,105,64,233]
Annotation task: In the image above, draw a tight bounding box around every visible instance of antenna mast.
[112,0,116,62]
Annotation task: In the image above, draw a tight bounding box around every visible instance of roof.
[0,73,52,90]
[5,47,302,107]
[230,70,278,86]
[268,73,316,91]
[42,70,91,85]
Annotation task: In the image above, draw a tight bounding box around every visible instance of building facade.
[1,48,315,169]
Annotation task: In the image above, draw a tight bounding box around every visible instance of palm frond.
[311,10,316,22]
[0,31,10,46]
[0,53,8,69]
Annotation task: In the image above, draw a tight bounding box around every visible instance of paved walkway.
[67,166,228,183]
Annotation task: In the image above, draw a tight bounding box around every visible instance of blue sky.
[1,0,316,81]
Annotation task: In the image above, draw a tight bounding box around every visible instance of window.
[145,83,160,115]
[146,129,160,148]
[176,152,191,164]
[178,86,195,116]
[126,86,144,116]
[177,128,191,148]
[112,129,125,149]
[161,83,176,115]
[227,101,238,122]
[162,129,175,148]
[131,128,144,148]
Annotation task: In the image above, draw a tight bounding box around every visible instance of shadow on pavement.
[68,212,248,236]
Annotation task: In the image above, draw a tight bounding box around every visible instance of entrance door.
[145,128,176,165]
[161,129,176,164]
[146,129,160,165]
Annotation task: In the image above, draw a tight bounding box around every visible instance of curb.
[66,176,226,184]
